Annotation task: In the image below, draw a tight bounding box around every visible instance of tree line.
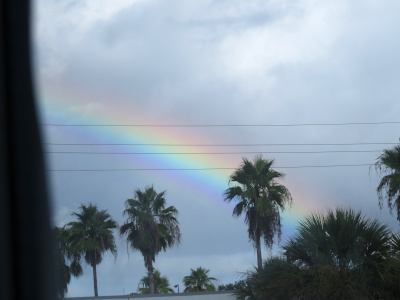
[54,143,400,299]
[54,185,180,297]
[132,266,217,295]
[231,144,400,299]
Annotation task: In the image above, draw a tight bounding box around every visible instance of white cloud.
[32,0,147,75]
[218,1,345,90]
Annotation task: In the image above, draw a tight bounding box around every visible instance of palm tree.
[375,144,400,220]
[237,208,395,299]
[66,203,117,297]
[138,269,174,294]
[183,267,217,292]
[224,155,292,268]
[53,226,83,298]
[282,208,393,298]
[119,185,181,294]
[284,208,391,268]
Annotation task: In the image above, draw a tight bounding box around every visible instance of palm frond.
[375,144,400,220]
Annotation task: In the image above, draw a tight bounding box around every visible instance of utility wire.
[44,150,381,155]
[40,121,400,127]
[43,142,398,146]
[47,163,373,172]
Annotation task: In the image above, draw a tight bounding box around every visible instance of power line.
[48,168,235,172]
[44,150,381,155]
[47,163,373,172]
[40,121,400,127]
[43,142,398,146]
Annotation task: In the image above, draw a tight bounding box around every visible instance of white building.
[66,291,236,300]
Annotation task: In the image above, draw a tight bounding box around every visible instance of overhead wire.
[41,122,397,172]
[42,141,388,170]
[44,150,382,155]
[47,164,374,172]
[40,121,400,127]
[44,142,398,146]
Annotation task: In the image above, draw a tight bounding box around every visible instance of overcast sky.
[32,0,400,297]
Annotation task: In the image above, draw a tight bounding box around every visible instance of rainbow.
[37,78,327,239]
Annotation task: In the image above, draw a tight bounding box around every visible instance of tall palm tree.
[183,267,217,292]
[224,155,292,268]
[66,203,117,297]
[375,144,400,220]
[53,226,83,298]
[119,186,181,294]
[138,269,174,294]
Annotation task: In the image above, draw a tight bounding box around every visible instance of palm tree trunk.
[148,261,155,294]
[92,264,98,297]
[256,234,262,269]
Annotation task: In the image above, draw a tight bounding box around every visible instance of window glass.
[32,0,400,297]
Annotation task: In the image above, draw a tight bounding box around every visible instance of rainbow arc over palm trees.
[38,80,327,238]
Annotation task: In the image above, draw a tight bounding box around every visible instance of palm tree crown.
[66,203,117,297]
[138,270,174,294]
[119,185,181,294]
[224,155,292,268]
[375,144,400,220]
[283,208,392,272]
[183,267,217,292]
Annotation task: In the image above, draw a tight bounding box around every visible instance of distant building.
[66,291,236,300]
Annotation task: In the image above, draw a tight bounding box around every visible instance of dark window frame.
[0,1,56,299]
